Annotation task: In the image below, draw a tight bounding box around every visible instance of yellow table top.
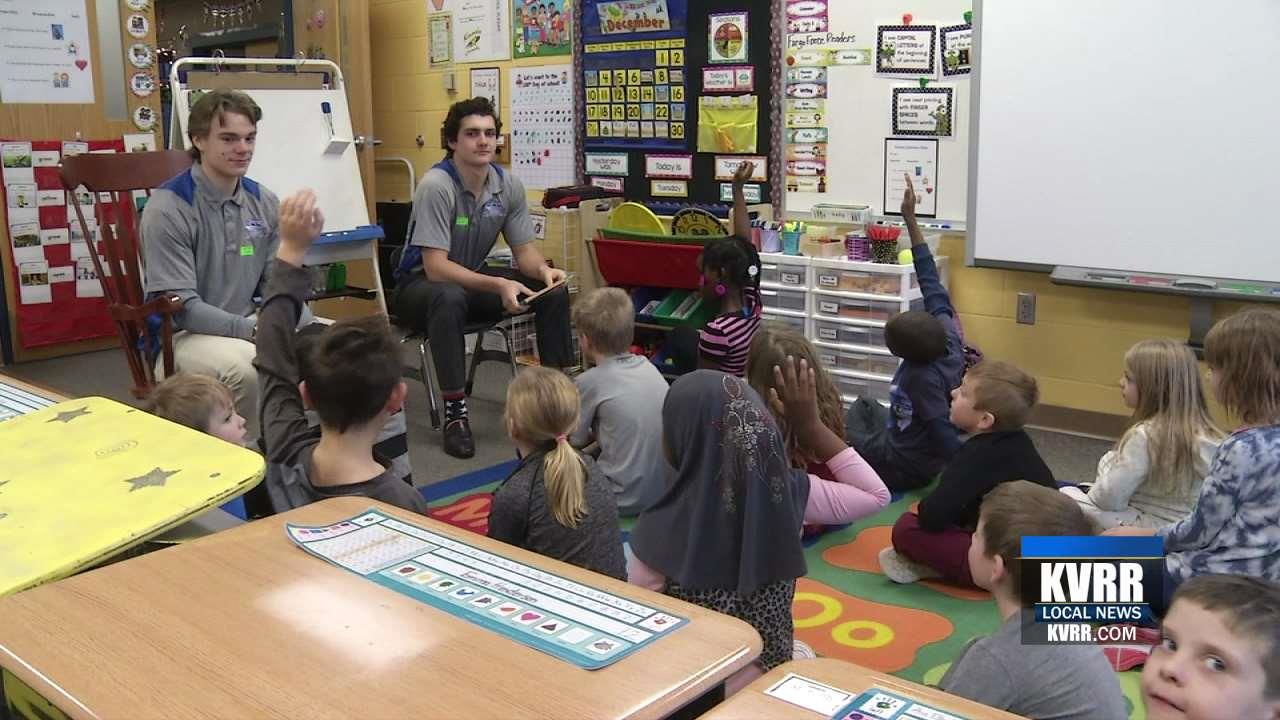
[0,396,264,596]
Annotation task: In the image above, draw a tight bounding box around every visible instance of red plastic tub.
[590,236,705,289]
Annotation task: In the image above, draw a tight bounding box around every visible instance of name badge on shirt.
[239,245,255,256]
[455,216,470,227]
[245,219,268,239]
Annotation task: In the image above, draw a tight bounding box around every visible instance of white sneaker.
[792,639,817,660]
[878,547,942,584]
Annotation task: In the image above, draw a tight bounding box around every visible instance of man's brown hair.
[1204,308,1280,425]
[145,372,234,432]
[187,88,262,161]
[978,481,1097,604]
[966,360,1039,431]
[571,287,634,356]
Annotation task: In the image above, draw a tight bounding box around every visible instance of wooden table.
[701,658,1025,719]
[0,497,761,719]
[0,394,264,596]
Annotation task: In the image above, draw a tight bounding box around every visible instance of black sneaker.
[443,417,475,458]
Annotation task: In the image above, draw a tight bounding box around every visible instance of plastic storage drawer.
[832,373,893,403]
[812,320,887,348]
[760,258,808,288]
[760,287,807,313]
[816,346,899,377]
[813,267,910,295]
[813,295,905,323]
[762,311,806,333]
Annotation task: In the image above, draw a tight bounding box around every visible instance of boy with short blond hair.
[569,288,668,515]
[937,481,1126,719]
[881,360,1055,586]
[1143,574,1280,720]
[146,372,246,446]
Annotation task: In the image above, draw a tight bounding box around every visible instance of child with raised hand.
[938,481,1127,719]
[746,326,890,524]
[256,189,427,514]
[846,174,965,491]
[1142,574,1280,720]
[1062,338,1224,529]
[880,360,1055,586]
[489,366,625,580]
[146,372,247,446]
[1107,308,1280,595]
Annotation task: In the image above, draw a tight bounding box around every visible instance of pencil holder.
[780,230,802,256]
[762,228,781,253]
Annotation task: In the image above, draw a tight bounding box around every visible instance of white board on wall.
[173,87,370,235]
[783,0,972,222]
[969,0,1280,281]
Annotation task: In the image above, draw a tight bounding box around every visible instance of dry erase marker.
[321,101,335,137]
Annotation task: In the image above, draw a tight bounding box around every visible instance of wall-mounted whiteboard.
[969,0,1280,282]
[172,86,370,234]
[783,0,972,222]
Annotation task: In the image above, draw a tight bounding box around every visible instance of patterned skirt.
[665,578,797,670]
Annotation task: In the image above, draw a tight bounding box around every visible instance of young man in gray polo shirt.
[396,97,573,458]
[142,88,281,421]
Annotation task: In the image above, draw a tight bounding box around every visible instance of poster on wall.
[470,67,500,106]
[428,13,453,64]
[509,65,576,189]
[891,86,953,137]
[708,12,748,64]
[875,24,937,76]
[512,0,571,58]
[0,0,96,104]
[595,0,672,35]
[940,24,972,76]
[784,0,827,34]
[883,138,938,217]
[431,0,510,63]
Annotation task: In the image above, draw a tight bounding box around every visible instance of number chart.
[287,509,688,670]
[583,39,688,147]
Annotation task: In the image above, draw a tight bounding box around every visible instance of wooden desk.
[0,497,761,719]
[701,659,1025,720]
[0,395,264,596]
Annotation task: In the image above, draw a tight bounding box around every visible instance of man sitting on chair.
[141,88,294,425]
[395,97,573,459]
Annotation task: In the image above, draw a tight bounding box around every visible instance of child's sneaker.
[878,547,943,584]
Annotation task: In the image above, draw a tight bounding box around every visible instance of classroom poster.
[512,0,572,58]
[596,0,671,35]
[469,67,500,107]
[883,138,938,217]
[876,25,937,76]
[891,86,954,137]
[428,13,453,65]
[784,0,827,34]
[940,24,972,76]
[0,0,95,104]
[708,12,748,64]
[432,0,510,63]
[509,65,576,189]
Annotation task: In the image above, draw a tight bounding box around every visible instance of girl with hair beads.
[489,367,625,579]
[1108,309,1280,601]
[1062,338,1224,528]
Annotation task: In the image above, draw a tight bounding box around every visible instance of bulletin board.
[782,0,971,222]
[580,0,776,208]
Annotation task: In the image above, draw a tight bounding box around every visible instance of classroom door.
[294,0,377,217]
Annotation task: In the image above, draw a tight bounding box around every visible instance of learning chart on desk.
[0,380,54,422]
[832,687,973,720]
[287,509,687,669]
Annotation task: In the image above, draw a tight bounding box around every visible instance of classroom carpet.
[421,466,1147,719]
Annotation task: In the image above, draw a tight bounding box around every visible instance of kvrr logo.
[1040,561,1145,607]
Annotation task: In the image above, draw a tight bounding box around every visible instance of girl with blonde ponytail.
[488,367,626,579]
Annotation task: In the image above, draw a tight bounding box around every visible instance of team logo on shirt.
[244,219,268,239]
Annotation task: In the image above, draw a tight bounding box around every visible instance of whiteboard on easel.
[782,0,971,223]
[171,86,370,234]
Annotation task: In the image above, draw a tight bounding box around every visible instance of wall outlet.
[1016,292,1036,325]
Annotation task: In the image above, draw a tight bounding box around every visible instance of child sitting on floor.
[938,481,1127,719]
[1107,308,1280,596]
[1141,574,1280,720]
[489,366,626,579]
[146,372,247,446]
[1062,338,1224,529]
[879,360,1055,586]
[256,189,427,515]
[570,287,669,516]
[846,175,965,491]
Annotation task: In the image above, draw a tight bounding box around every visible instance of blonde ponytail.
[504,367,589,529]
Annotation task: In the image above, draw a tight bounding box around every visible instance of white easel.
[167,57,387,313]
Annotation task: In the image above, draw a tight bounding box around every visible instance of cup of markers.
[780,221,805,256]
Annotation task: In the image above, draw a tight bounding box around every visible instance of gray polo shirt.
[407,160,535,273]
[142,162,279,340]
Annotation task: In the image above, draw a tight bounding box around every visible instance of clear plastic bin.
[833,373,893,403]
[815,346,898,377]
[812,319,887,348]
[760,258,808,288]
[814,267,909,295]
[759,287,807,313]
[813,295,905,323]
[761,312,806,333]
